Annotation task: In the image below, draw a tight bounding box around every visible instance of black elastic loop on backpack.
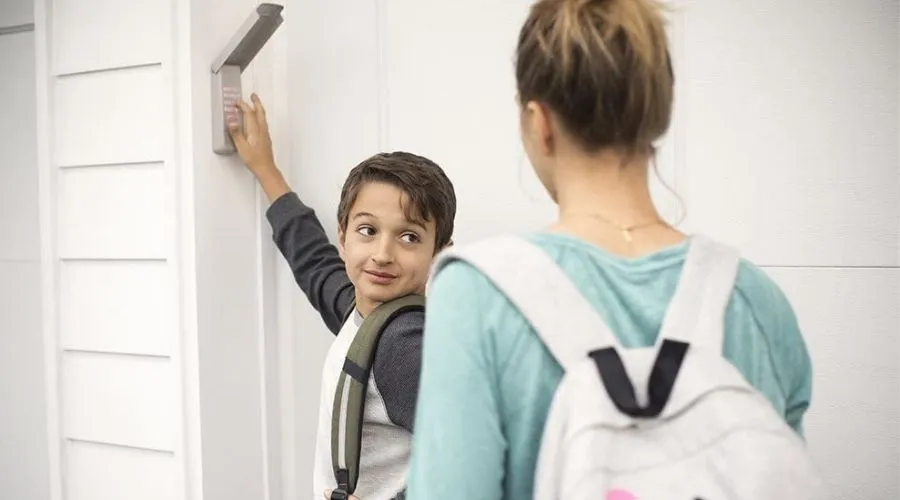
[342,358,368,384]
[589,339,689,418]
[330,469,350,500]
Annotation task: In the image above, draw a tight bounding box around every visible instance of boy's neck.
[354,285,427,319]
[355,297,378,318]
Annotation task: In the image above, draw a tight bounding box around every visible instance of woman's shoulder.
[733,258,795,314]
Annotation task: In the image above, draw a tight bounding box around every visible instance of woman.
[405,0,813,499]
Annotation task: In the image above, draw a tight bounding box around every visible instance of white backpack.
[434,234,826,500]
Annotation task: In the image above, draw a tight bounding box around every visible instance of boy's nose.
[371,252,393,265]
[371,241,394,265]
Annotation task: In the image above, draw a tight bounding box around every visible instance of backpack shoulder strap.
[658,235,741,352]
[432,234,619,371]
[330,294,425,496]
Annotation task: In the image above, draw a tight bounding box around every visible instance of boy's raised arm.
[230,94,355,334]
[266,191,355,334]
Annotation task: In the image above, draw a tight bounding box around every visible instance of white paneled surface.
[0,262,50,500]
[58,163,167,258]
[768,267,899,499]
[62,352,174,451]
[0,31,40,261]
[680,0,899,267]
[65,440,176,500]
[60,260,171,355]
[28,0,279,498]
[54,65,165,166]
[54,0,165,74]
[0,0,33,26]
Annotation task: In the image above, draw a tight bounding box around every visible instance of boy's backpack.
[432,234,826,500]
[329,294,425,500]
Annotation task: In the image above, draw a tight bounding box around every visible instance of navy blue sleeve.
[266,192,355,335]
[372,310,424,433]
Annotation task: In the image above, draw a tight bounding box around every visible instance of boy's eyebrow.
[351,211,428,231]
[405,220,427,232]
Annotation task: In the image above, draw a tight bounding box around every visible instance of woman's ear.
[525,100,555,156]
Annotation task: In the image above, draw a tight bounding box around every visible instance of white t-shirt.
[311,311,412,500]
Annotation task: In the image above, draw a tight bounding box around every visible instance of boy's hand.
[228,93,276,176]
[228,93,290,202]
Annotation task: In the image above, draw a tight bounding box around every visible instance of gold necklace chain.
[561,212,666,243]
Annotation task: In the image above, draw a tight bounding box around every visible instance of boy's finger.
[251,93,266,119]
[235,98,253,117]
[235,99,259,137]
[227,121,249,151]
[251,93,269,134]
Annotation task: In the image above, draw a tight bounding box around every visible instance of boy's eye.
[357,226,376,237]
[400,233,420,244]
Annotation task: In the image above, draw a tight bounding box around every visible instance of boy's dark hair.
[337,151,456,251]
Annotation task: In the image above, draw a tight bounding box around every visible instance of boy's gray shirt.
[266,191,419,499]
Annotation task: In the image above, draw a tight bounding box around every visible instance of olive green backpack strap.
[330,294,425,499]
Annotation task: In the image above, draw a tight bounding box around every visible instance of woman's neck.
[555,151,658,222]
[549,150,685,256]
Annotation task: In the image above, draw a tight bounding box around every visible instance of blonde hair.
[515,0,674,155]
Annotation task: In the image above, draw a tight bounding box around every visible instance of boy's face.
[338,181,438,316]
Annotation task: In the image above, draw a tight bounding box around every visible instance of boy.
[228,95,456,500]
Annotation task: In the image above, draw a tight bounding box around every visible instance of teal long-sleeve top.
[406,232,813,500]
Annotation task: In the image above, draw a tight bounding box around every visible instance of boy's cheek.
[409,260,434,294]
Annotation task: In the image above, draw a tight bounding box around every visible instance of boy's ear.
[434,239,453,256]
[337,228,346,260]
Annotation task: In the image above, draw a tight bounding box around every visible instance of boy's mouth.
[364,270,397,284]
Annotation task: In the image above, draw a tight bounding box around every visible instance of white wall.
[674,3,899,498]
[183,1,287,499]
[0,1,51,499]
[25,0,286,499]
[283,1,899,499]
